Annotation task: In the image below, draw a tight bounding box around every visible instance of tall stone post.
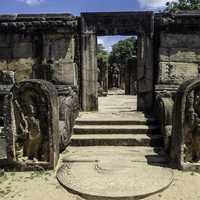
[137,34,154,113]
[81,16,98,111]
[104,63,108,93]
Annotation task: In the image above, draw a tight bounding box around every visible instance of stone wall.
[0,14,79,84]
[33,33,78,85]
[154,12,200,156]
[0,34,34,81]
[155,12,200,86]
[158,33,200,84]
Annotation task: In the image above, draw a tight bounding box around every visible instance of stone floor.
[1,92,200,200]
[98,93,137,112]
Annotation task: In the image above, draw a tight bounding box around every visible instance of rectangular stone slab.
[159,62,198,84]
[160,33,200,49]
[159,48,200,63]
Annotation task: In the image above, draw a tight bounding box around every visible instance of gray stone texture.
[159,62,198,84]
[171,79,200,171]
[4,80,59,170]
[158,33,200,85]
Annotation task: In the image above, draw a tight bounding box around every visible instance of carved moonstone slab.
[5,79,59,170]
[57,148,173,200]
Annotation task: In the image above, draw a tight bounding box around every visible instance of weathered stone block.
[53,61,77,85]
[0,58,34,82]
[43,34,75,63]
[0,47,12,59]
[160,33,200,48]
[159,62,198,84]
[159,48,200,63]
[0,35,11,48]
[13,42,33,58]
[5,80,59,170]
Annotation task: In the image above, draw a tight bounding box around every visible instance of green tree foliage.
[108,37,136,66]
[97,43,109,63]
[165,0,200,12]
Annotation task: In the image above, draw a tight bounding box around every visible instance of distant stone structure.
[125,56,137,95]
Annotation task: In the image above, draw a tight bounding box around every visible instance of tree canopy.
[108,37,136,66]
[97,43,109,63]
[165,0,200,12]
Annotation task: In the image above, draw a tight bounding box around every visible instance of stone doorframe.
[81,12,154,112]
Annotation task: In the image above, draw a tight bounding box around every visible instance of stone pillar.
[81,18,98,111]
[130,57,137,95]
[125,64,130,95]
[103,63,108,93]
[137,34,154,113]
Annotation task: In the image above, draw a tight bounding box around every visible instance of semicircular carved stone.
[155,94,174,152]
[171,79,200,171]
[4,79,59,170]
[58,86,79,152]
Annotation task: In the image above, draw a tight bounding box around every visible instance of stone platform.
[57,147,173,200]
[98,94,137,112]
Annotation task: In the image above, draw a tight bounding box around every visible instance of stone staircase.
[70,112,163,148]
[61,96,172,200]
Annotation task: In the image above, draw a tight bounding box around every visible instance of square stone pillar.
[137,34,154,113]
[81,20,98,111]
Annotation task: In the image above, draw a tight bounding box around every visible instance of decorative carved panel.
[171,79,200,171]
[5,80,59,170]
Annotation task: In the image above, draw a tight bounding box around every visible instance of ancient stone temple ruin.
[0,10,200,199]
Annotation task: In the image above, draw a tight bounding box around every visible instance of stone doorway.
[97,35,138,112]
[81,11,154,113]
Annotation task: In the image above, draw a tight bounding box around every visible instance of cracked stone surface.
[57,147,173,200]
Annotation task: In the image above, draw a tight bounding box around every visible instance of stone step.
[76,112,159,126]
[70,134,163,147]
[74,125,160,135]
[75,117,158,126]
[65,146,168,164]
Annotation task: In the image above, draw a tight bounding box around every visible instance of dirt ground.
[0,168,200,200]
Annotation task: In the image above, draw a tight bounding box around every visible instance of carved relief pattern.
[5,80,59,170]
[184,88,200,163]
[171,79,200,170]
[13,88,49,162]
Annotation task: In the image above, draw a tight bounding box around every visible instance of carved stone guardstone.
[171,79,200,171]
[57,85,79,152]
[4,79,59,170]
[155,84,178,151]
